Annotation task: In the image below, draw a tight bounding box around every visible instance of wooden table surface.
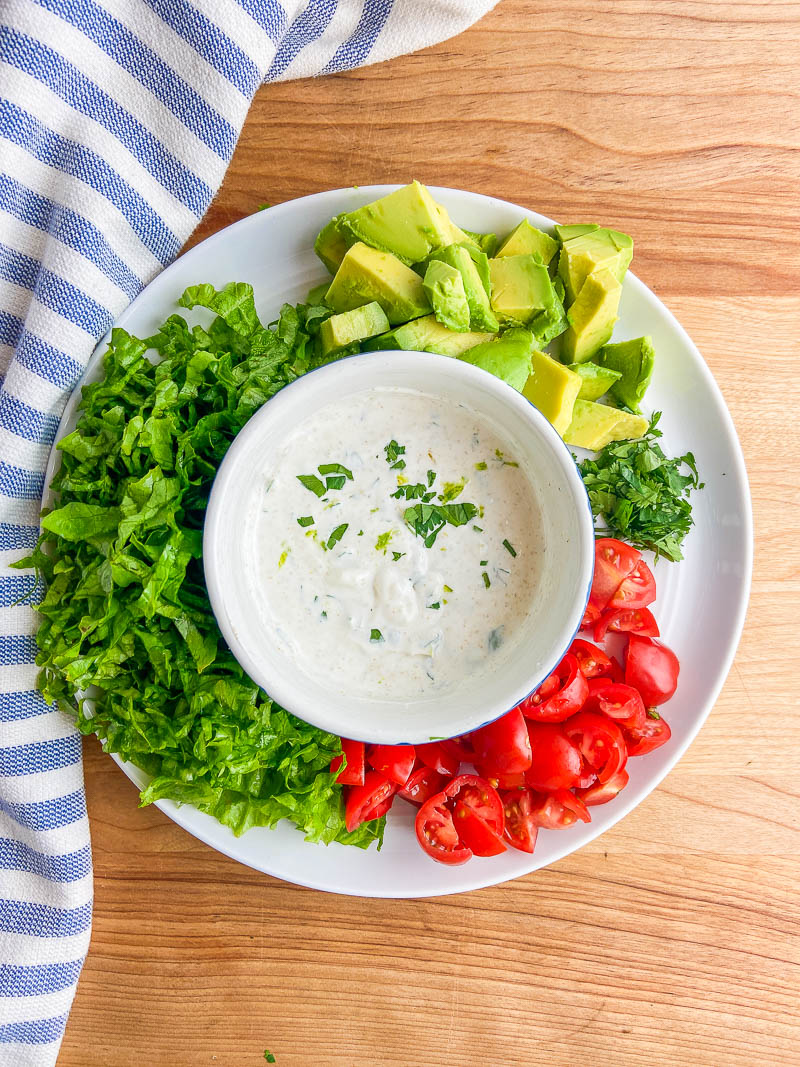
[60,2,800,1064]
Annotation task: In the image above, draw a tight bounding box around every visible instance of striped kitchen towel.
[0,0,499,1062]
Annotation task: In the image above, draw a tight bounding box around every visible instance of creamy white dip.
[250,387,543,702]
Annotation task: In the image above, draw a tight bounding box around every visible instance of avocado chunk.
[314,219,352,274]
[563,400,648,450]
[461,229,498,257]
[318,302,390,359]
[325,242,431,325]
[558,227,633,303]
[522,351,582,434]
[488,254,558,327]
[428,244,499,332]
[566,361,623,401]
[496,220,558,266]
[363,315,494,357]
[530,285,568,346]
[422,260,471,332]
[560,268,622,364]
[306,281,330,305]
[334,181,461,266]
[554,223,599,243]
[457,328,535,392]
[598,335,655,413]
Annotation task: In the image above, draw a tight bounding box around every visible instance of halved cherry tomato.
[570,638,614,679]
[471,708,532,775]
[500,789,539,853]
[345,770,397,832]
[398,763,448,805]
[576,768,629,805]
[367,744,415,786]
[453,800,506,856]
[330,738,365,786]
[519,653,589,723]
[438,735,475,765]
[416,741,461,777]
[594,606,659,642]
[609,559,656,611]
[415,795,472,865]
[527,788,591,829]
[625,711,672,756]
[585,680,646,732]
[563,710,627,784]
[484,771,527,790]
[525,722,583,791]
[589,538,641,614]
[625,635,680,706]
[581,601,602,630]
[442,775,504,834]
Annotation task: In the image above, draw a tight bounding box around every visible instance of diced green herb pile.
[20,282,383,848]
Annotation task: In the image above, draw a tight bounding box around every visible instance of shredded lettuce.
[19,283,383,849]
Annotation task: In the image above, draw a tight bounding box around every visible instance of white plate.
[49,186,753,897]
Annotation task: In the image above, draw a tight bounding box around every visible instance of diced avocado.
[325,242,430,325]
[553,276,566,302]
[563,400,648,450]
[566,361,623,402]
[488,254,558,326]
[598,335,655,413]
[422,260,471,332]
[558,228,633,303]
[428,244,499,333]
[560,268,622,364]
[363,315,494,357]
[531,286,568,346]
[497,220,558,266]
[555,223,599,243]
[522,351,582,434]
[458,328,535,392]
[306,281,330,305]
[335,181,456,266]
[462,229,499,257]
[314,219,352,274]
[318,302,390,358]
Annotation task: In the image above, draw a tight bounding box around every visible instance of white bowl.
[203,349,595,744]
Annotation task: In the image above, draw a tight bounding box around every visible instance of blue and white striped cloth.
[0,0,497,1061]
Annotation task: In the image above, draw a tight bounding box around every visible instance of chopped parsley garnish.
[475,461,488,471]
[391,482,436,502]
[326,523,348,549]
[278,549,289,568]
[502,539,517,557]
[443,584,453,593]
[320,610,327,619]
[297,515,314,527]
[264,1053,276,1064]
[370,628,383,642]
[482,571,491,588]
[647,709,662,720]
[439,479,466,503]
[375,530,393,551]
[318,462,353,480]
[495,449,519,467]
[428,602,440,610]
[404,501,479,548]
[384,440,406,469]
[577,412,702,561]
[472,524,483,532]
[427,469,436,487]
[325,475,346,490]
[296,473,326,497]
[392,551,405,561]
[480,559,488,566]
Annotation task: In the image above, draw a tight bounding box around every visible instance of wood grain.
[59,1,800,1063]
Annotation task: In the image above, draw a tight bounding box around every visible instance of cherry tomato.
[330,738,365,786]
[416,741,461,777]
[625,711,672,756]
[344,770,397,832]
[415,795,472,865]
[398,763,448,805]
[589,538,641,614]
[576,768,629,805]
[563,710,627,784]
[484,770,527,790]
[519,653,589,723]
[609,559,656,611]
[367,744,416,786]
[500,789,540,853]
[438,735,475,765]
[453,801,506,856]
[594,606,660,642]
[471,708,532,775]
[442,774,505,833]
[527,788,591,829]
[581,601,602,630]
[570,638,614,679]
[625,635,680,706]
[585,680,646,732]
[525,722,583,791]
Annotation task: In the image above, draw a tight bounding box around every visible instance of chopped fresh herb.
[439,479,466,503]
[472,524,483,533]
[495,449,519,468]
[428,602,440,610]
[577,412,702,561]
[325,475,346,490]
[391,482,431,501]
[278,549,289,568]
[482,571,491,588]
[320,610,327,619]
[327,523,348,549]
[502,539,517,557]
[257,203,271,211]
[480,559,488,566]
[384,440,406,469]
[297,473,326,497]
[318,462,353,480]
[375,530,393,551]
[391,551,405,561]
[396,473,408,485]
[647,709,662,720]
[488,627,504,650]
[357,530,364,536]
[443,584,453,593]
[369,507,379,513]
[264,1053,276,1064]
[370,628,383,642]
[475,461,488,471]
[427,469,436,487]
[297,515,314,527]
[404,500,479,548]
